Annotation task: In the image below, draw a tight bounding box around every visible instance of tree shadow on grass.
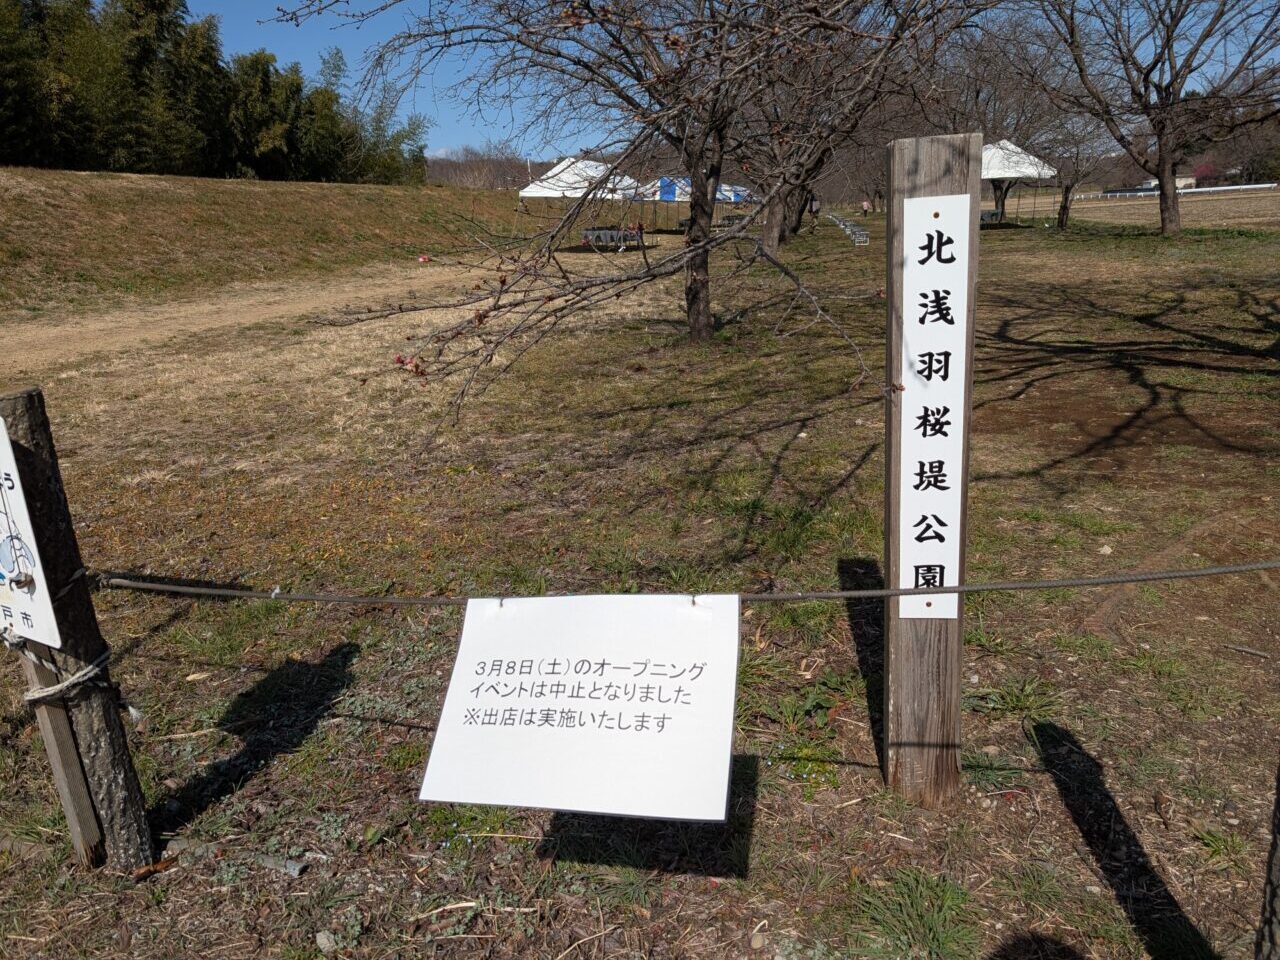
[535,754,757,878]
[838,557,885,775]
[150,641,360,839]
[1029,721,1219,960]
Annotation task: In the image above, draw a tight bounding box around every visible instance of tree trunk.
[1156,151,1182,236]
[1260,759,1280,959]
[991,179,1014,222]
[1057,185,1073,230]
[761,191,787,256]
[786,187,811,236]
[684,164,717,341]
[763,184,814,254]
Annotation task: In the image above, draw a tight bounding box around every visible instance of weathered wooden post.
[1,387,154,869]
[882,133,981,807]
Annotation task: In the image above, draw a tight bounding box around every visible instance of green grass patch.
[961,750,1026,791]
[965,677,1060,720]
[843,869,980,960]
[1053,632,1115,659]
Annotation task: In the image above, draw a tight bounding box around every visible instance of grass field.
[1,178,1278,959]
[0,168,516,323]
[993,186,1280,231]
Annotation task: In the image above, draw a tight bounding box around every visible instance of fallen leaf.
[132,855,179,882]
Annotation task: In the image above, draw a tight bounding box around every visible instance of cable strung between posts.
[95,559,1280,607]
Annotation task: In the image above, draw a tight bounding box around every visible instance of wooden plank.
[882,134,981,807]
[1,387,154,870]
[19,650,104,865]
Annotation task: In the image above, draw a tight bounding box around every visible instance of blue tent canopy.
[638,177,756,203]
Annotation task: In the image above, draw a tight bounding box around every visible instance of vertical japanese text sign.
[883,134,980,806]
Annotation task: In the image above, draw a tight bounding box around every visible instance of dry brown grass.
[1068,188,1280,230]
[0,167,517,322]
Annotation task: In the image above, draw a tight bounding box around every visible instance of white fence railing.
[1073,182,1278,202]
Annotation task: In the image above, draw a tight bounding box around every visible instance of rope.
[95,559,1280,607]
[97,575,467,607]
[22,651,110,704]
[2,626,61,674]
[2,626,136,716]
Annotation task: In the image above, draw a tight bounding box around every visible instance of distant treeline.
[0,0,428,183]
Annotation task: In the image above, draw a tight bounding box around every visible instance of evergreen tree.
[159,15,229,175]
[46,0,136,168]
[0,0,48,165]
[0,1,430,183]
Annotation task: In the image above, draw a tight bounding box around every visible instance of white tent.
[634,177,757,203]
[981,140,1056,180]
[518,157,639,200]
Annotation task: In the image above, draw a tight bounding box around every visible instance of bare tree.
[818,93,931,209]
[1026,112,1111,227]
[281,0,778,339]
[429,139,544,190]
[967,21,1115,228]
[1191,114,1280,184]
[740,14,980,254]
[921,20,1063,221]
[275,0,979,409]
[1033,0,1280,235]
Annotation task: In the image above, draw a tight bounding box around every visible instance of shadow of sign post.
[151,642,359,839]
[1029,721,1218,960]
[838,557,886,774]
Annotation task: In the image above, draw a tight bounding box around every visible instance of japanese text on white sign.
[0,419,61,647]
[420,594,740,821]
[896,194,971,618]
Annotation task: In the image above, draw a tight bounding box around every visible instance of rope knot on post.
[2,633,143,720]
[22,650,111,705]
[2,625,23,652]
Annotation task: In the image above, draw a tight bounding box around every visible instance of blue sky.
[187,1,562,156]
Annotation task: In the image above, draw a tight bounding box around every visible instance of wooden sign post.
[883,134,981,807]
[1,387,153,870]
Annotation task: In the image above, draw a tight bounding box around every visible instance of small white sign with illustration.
[0,419,61,648]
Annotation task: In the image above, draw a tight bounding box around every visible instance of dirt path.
[7,261,474,381]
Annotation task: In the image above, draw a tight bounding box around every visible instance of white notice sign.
[0,418,61,648]
[420,594,740,821]
[896,194,972,619]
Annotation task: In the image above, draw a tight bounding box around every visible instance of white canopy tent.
[981,140,1056,180]
[518,157,639,200]
[980,140,1056,222]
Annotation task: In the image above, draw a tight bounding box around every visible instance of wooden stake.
[1,387,154,870]
[883,134,981,807]
[19,649,103,864]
